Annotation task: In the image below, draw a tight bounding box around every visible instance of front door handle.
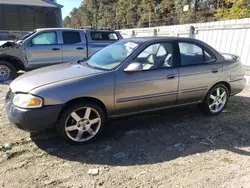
[167,74,176,79]
[52,48,60,51]
[212,68,218,73]
[76,47,85,50]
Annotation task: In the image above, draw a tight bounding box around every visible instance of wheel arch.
[0,55,25,71]
[58,97,108,120]
[203,81,231,102]
[210,81,231,95]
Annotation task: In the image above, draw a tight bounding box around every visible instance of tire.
[0,60,17,82]
[203,84,229,115]
[57,102,106,144]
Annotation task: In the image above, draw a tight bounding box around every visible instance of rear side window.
[62,31,81,44]
[179,42,215,66]
[91,32,118,41]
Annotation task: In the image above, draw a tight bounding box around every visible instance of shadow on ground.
[32,95,250,166]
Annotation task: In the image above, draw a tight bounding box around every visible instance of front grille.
[5,89,14,103]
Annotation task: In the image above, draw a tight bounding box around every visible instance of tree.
[63,0,249,30]
[159,0,176,25]
[137,0,159,27]
[216,0,250,20]
[63,16,72,28]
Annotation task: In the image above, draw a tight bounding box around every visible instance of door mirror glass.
[25,40,32,46]
[124,63,143,72]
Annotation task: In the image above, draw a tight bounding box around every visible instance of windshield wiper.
[85,61,97,69]
[77,60,110,71]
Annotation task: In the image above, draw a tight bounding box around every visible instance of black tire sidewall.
[203,84,229,115]
[0,61,17,82]
[57,102,106,145]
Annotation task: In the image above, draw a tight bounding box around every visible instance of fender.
[0,54,26,71]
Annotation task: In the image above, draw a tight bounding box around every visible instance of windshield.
[86,40,141,70]
[21,31,36,40]
[16,31,37,43]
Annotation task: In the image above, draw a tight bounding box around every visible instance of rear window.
[90,32,118,41]
[62,31,81,44]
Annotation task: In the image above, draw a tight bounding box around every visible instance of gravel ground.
[1,84,250,188]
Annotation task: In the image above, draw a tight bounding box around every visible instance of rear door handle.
[167,74,176,79]
[211,68,218,73]
[76,47,85,50]
[52,48,60,51]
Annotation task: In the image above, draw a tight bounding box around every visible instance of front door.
[177,41,222,104]
[61,30,87,62]
[25,31,62,69]
[115,42,179,115]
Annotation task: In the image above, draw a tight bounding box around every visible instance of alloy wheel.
[208,87,227,113]
[65,107,102,142]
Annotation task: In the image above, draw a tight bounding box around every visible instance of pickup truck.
[0,28,123,82]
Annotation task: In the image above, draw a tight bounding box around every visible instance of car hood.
[10,62,104,93]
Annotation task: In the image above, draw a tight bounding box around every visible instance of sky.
[57,0,82,19]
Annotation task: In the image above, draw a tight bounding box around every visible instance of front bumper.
[230,78,247,96]
[5,100,63,132]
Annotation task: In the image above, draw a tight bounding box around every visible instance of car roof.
[34,28,117,32]
[123,37,203,43]
[122,37,225,60]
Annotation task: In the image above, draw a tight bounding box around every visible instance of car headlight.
[13,94,43,108]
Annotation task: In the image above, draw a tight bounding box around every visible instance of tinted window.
[63,31,81,44]
[179,42,216,66]
[134,43,173,70]
[91,32,118,41]
[32,32,57,45]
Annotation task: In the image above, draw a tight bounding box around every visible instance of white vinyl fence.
[118,18,250,67]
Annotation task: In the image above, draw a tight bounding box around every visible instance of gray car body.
[10,37,246,119]
[0,28,122,70]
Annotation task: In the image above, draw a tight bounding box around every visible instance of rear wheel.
[0,60,17,82]
[57,102,106,144]
[203,84,229,115]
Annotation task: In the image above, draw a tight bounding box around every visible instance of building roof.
[0,0,63,8]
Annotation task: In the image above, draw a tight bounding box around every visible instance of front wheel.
[203,84,229,115]
[0,61,17,82]
[57,102,106,144]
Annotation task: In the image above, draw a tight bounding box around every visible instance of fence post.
[189,26,195,38]
[131,30,136,38]
[153,29,157,36]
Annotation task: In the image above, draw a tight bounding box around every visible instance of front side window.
[179,42,216,66]
[134,43,173,70]
[91,32,118,41]
[63,31,81,44]
[31,32,57,45]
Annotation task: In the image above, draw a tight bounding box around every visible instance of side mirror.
[25,40,32,46]
[124,63,143,72]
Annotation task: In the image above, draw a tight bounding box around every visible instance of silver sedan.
[5,37,246,144]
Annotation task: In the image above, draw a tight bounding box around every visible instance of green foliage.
[216,0,250,20]
[63,0,250,29]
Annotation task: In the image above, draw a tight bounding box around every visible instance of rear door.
[61,30,87,62]
[177,41,222,104]
[25,31,62,69]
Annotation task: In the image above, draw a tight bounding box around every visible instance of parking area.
[1,84,250,188]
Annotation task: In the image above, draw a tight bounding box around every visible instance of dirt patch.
[1,84,250,188]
